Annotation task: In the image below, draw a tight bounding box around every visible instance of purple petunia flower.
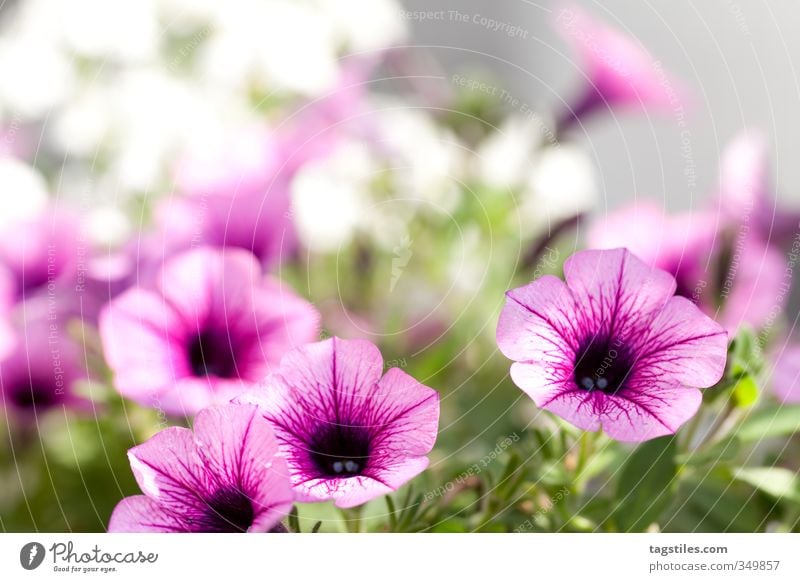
[589,202,786,332]
[554,4,690,133]
[770,343,800,404]
[238,337,440,508]
[0,206,81,302]
[0,314,90,415]
[497,248,728,442]
[99,247,319,416]
[108,404,293,532]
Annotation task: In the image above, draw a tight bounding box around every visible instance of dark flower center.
[573,336,634,395]
[194,488,254,532]
[309,425,371,477]
[10,380,60,410]
[188,330,238,378]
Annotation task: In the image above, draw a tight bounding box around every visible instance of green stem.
[697,400,736,450]
[681,407,704,451]
[574,431,598,492]
[340,505,364,533]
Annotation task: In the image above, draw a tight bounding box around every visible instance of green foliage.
[611,436,678,531]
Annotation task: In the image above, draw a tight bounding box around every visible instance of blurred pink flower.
[718,130,800,248]
[497,248,727,442]
[0,314,90,415]
[555,4,690,132]
[239,337,440,508]
[109,404,293,532]
[589,202,786,331]
[99,247,319,416]
[770,343,800,403]
[0,206,81,302]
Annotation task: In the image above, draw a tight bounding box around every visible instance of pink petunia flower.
[239,337,440,508]
[554,4,690,132]
[770,344,800,404]
[0,314,90,415]
[718,130,800,248]
[99,247,319,416]
[109,404,294,532]
[0,206,81,302]
[497,248,727,442]
[588,202,786,332]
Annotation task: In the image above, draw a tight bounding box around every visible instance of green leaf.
[612,436,678,531]
[735,404,800,442]
[385,495,397,531]
[733,467,800,504]
[729,326,763,378]
[677,435,741,466]
[732,375,759,408]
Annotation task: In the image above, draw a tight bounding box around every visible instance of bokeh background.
[403,0,800,211]
[0,0,799,533]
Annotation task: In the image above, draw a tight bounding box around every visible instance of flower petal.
[99,288,189,406]
[108,495,188,533]
[497,274,580,359]
[541,385,702,442]
[635,296,728,388]
[771,344,800,404]
[127,426,205,510]
[563,248,677,338]
[367,367,440,459]
[297,474,395,509]
[157,246,261,329]
[192,404,294,530]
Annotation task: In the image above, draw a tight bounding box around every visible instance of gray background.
[401,0,800,211]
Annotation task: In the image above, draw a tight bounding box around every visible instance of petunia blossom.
[769,343,800,404]
[0,205,81,302]
[588,202,715,301]
[238,337,440,508]
[108,404,294,532]
[99,247,319,416]
[554,4,690,133]
[0,314,89,415]
[497,248,727,442]
[589,202,786,332]
[717,130,800,249]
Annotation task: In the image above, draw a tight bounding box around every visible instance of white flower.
[317,0,407,53]
[58,0,159,62]
[475,117,541,189]
[200,0,339,96]
[0,158,49,228]
[518,144,597,229]
[291,141,376,252]
[377,105,463,213]
[87,206,132,248]
[0,35,74,119]
[52,85,115,157]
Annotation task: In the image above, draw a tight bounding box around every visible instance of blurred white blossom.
[518,144,597,230]
[377,105,464,213]
[292,140,376,251]
[199,0,339,96]
[0,35,74,119]
[317,0,407,53]
[0,158,49,228]
[476,116,541,190]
